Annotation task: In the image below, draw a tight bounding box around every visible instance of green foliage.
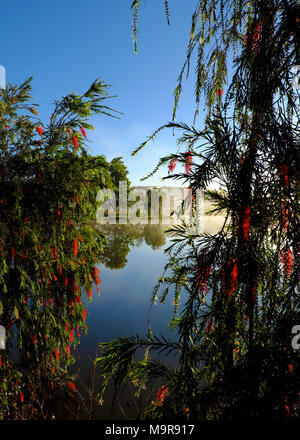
[96,0,300,420]
[0,77,119,419]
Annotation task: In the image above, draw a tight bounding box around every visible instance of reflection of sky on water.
[77,225,177,379]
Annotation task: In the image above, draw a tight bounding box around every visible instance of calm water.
[74,218,225,418]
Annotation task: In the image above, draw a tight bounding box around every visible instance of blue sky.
[1,0,204,186]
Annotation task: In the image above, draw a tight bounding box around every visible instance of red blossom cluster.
[156,385,168,406]
[184,151,193,175]
[244,24,262,52]
[237,205,251,242]
[280,248,293,277]
[168,158,177,173]
[222,258,238,297]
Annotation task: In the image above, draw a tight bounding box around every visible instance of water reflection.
[97,223,168,270]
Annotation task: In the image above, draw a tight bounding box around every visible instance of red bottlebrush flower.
[222,259,238,297]
[65,322,69,332]
[82,309,87,322]
[69,328,74,342]
[65,346,70,357]
[65,277,69,286]
[87,288,93,299]
[38,244,42,252]
[70,300,74,310]
[281,248,293,277]
[74,195,79,204]
[216,88,224,96]
[72,136,78,150]
[49,297,54,307]
[78,234,83,242]
[24,217,29,223]
[54,349,60,360]
[58,264,62,276]
[228,260,238,297]
[184,151,193,175]
[31,334,38,344]
[51,246,58,259]
[68,381,76,392]
[0,357,2,368]
[156,385,168,406]
[52,367,55,375]
[288,364,293,373]
[252,24,261,50]
[168,158,177,173]
[75,295,81,304]
[242,206,250,241]
[36,126,43,135]
[73,280,79,292]
[23,295,29,304]
[11,247,15,261]
[20,392,25,403]
[73,239,78,256]
[93,266,101,285]
[97,287,100,295]
[52,274,57,282]
[68,128,72,135]
[80,126,87,138]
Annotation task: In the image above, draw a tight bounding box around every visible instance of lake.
[74,217,225,418]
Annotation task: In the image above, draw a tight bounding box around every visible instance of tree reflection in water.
[97,223,167,270]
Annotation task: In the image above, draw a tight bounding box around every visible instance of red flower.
[0,357,2,368]
[87,288,93,299]
[75,295,81,304]
[65,277,69,286]
[23,295,29,304]
[65,346,70,357]
[68,128,72,134]
[288,364,293,373]
[73,239,78,256]
[281,248,293,277]
[216,88,224,96]
[72,136,78,150]
[82,309,87,322]
[156,385,168,406]
[51,246,58,259]
[74,195,79,204]
[168,158,177,173]
[69,328,74,342]
[184,151,193,175]
[68,381,76,392]
[36,126,43,135]
[20,392,25,403]
[93,266,101,285]
[80,126,87,138]
[54,349,60,360]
